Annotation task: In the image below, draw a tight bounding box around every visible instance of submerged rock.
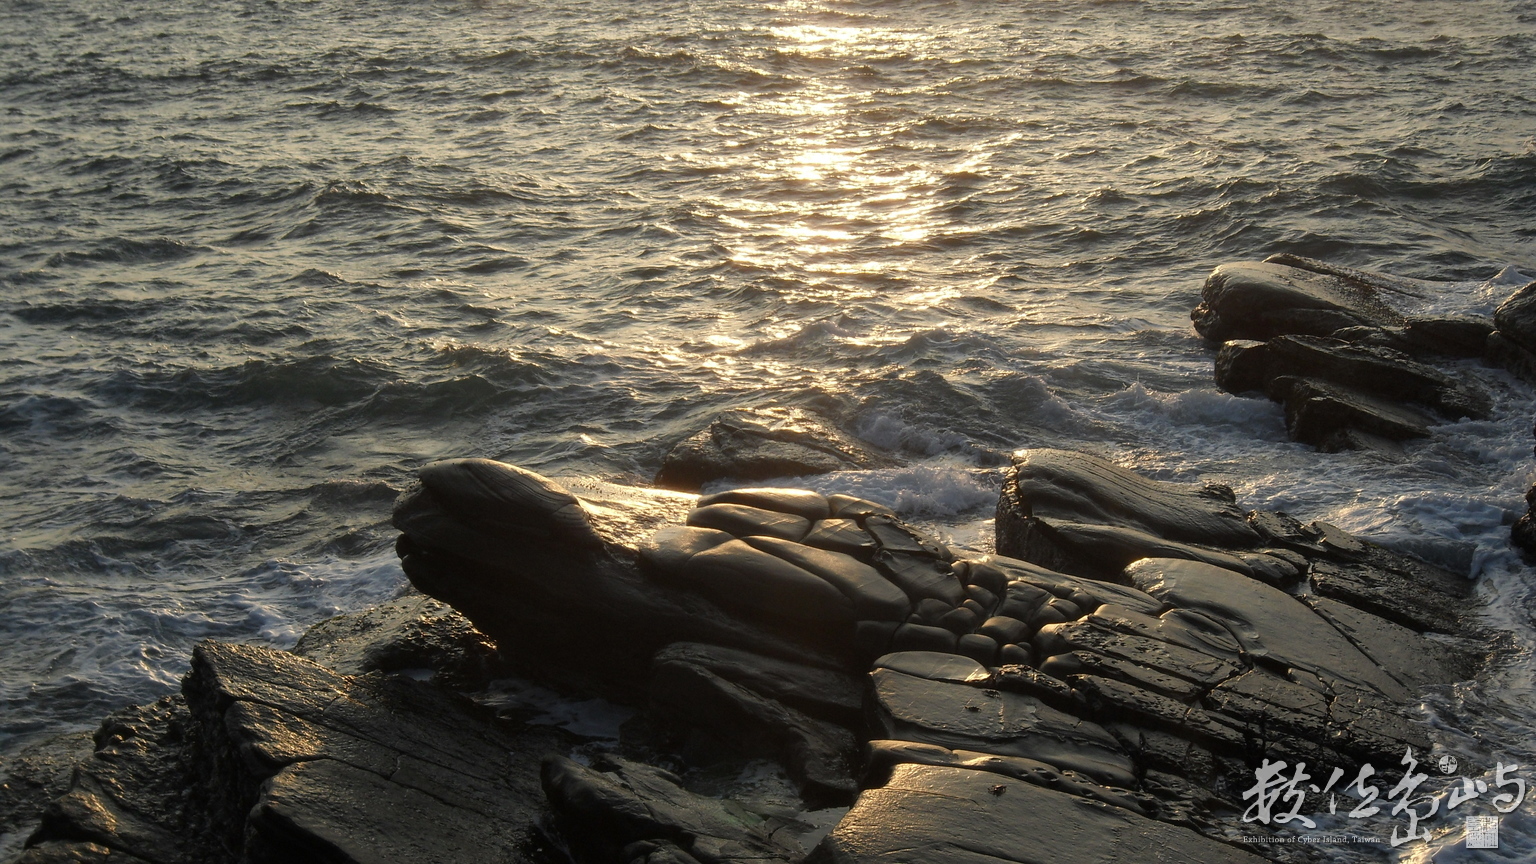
[655,407,897,492]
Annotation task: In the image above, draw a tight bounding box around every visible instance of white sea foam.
[851,410,984,458]
[1404,266,1534,320]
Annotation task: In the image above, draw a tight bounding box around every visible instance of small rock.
[656,407,896,492]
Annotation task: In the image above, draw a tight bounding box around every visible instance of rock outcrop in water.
[656,407,898,492]
[14,449,1488,864]
[1488,279,1536,385]
[1194,255,1498,451]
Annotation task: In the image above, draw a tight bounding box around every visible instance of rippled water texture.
[4,1,1536,846]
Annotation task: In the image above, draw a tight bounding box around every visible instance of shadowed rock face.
[393,459,850,698]
[1491,279,1536,384]
[18,642,569,864]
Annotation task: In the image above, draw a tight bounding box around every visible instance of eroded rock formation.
[1194,255,1499,452]
[17,448,1489,864]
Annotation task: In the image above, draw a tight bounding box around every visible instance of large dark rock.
[985,449,1477,788]
[1513,482,1536,558]
[1200,254,1492,361]
[1272,375,1436,449]
[20,642,566,864]
[999,449,1473,635]
[655,407,897,492]
[1490,331,1536,387]
[1124,558,1411,699]
[1214,335,1489,420]
[1195,257,1510,452]
[1489,277,1536,383]
[394,459,846,699]
[995,448,1259,552]
[995,449,1271,581]
[1403,313,1494,358]
[1212,332,1493,453]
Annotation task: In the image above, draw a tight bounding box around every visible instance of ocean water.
[3,0,1536,855]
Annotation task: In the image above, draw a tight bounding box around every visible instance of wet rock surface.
[811,763,1263,864]
[1195,257,1501,452]
[390,453,1482,859]
[19,447,1492,863]
[1192,256,1410,345]
[0,732,96,862]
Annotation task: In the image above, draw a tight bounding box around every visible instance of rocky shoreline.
[4,258,1533,863]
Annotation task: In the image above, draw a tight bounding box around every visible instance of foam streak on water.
[3,0,1536,852]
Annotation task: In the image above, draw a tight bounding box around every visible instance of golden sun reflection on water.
[698,16,953,293]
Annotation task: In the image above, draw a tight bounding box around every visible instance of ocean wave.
[88,356,396,411]
[9,296,179,324]
[43,238,206,268]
